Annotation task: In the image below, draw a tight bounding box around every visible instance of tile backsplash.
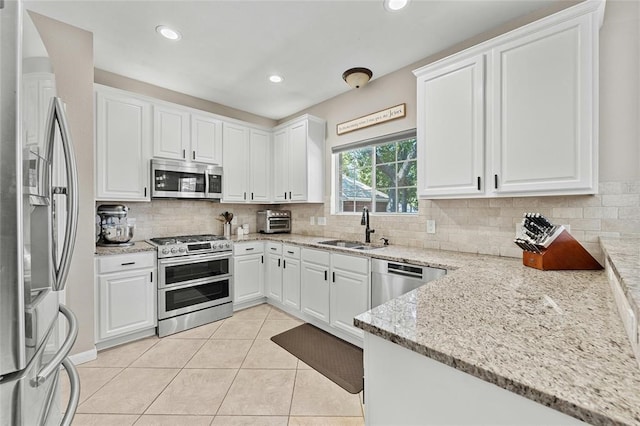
[290,180,640,263]
[98,180,639,263]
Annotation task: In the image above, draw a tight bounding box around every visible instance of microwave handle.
[204,171,210,195]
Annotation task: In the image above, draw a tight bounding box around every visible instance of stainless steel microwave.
[151,159,222,200]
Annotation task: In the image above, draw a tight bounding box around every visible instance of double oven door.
[157,252,232,320]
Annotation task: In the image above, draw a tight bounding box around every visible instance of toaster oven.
[257,210,291,234]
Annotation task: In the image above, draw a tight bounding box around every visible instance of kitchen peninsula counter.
[237,233,640,425]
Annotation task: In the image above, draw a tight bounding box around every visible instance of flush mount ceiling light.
[269,75,284,83]
[342,67,373,89]
[155,25,182,41]
[383,0,410,12]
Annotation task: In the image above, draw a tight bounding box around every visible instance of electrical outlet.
[318,217,327,226]
[426,220,436,234]
[310,216,315,225]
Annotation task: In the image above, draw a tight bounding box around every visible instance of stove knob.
[179,247,186,253]
[162,248,169,255]
[171,248,178,254]
[225,242,232,249]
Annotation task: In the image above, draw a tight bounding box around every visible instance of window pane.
[376,164,395,188]
[377,188,395,213]
[375,143,395,164]
[397,138,417,161]
[397,160,417,187]
[397,187,418,213]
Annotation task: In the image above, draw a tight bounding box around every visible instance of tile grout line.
[136,333,208,418]
[214,306,272,420]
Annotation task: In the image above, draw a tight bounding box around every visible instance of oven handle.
[159,274,232,292]
[158,251,232,266]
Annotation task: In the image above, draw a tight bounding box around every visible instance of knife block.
[522,230,602,271]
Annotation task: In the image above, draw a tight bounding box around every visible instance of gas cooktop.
[148,234,232,258]
[149,234,227,245]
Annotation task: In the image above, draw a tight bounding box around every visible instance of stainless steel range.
[148,234,233,337]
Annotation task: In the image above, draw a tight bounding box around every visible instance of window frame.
[332,129,418,215]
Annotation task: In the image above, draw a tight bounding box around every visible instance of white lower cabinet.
[300,247,370,342]
[330,253,369,340]
[282,246,301,311]
[233,242,265,307]
[95,252,156,346]
[301,248,331,323]
[265,243,283,302]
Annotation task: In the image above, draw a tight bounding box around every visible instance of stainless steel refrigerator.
[1,1,81,424]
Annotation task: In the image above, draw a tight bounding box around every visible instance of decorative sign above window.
[337,103,406,135]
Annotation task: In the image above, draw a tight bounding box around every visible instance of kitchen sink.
[318,240,384,250]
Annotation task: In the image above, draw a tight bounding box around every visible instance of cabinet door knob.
[324,270,327,281]
[192,151,196,160]
[477,176,481,191]
[494,174,499,189]
[182,149,186,159]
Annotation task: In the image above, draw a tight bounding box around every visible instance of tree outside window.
[338,136,417,213]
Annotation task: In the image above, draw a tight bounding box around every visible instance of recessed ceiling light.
[269,75,284,83]
[383,0,409,12]
[156,25,182,41]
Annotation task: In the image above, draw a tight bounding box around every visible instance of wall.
[281,0,640,263]
[95,69,277,129]
[29,11,95,355]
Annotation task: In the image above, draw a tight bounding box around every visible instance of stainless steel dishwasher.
[371,259,446,308]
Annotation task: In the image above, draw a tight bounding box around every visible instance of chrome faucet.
[361,207,375,243]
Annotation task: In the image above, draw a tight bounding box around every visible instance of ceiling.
[25,0,560,120]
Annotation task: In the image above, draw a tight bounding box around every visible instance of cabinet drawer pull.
[287,250,294,254]
[121,262,135,266]
[245,247,255,251]
[271,247,277,251]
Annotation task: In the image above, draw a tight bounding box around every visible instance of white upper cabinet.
[153,104,223,165]
[489,15,595,194]
[272,115,325,203]
[416,55,485,197]
[191,113,223,164]
[153,104,190,160]
[414,1,603,198]
[222,123,270,203]
[95,86,151,201]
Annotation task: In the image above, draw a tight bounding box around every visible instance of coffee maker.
[96,204,135,246]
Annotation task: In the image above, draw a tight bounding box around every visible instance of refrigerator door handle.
[45,97,79,291]
[33,304,78,386]
[60,357,80,426]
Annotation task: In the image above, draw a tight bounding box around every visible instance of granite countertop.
[236,233,640,425]
[94,240,156,256]
[600,237,640,333]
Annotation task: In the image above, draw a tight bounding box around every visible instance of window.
[335,130,417,214]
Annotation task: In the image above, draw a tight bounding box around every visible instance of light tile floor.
[63,304,365,425]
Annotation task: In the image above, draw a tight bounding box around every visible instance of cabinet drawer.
[332,253,369,275]
[96,252,156,274]
[301,248,330,265]
[234,241,264,256]
[283,245,300,259]
[265,242,283,255]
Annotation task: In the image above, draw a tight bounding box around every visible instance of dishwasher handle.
[387,263,424,280]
